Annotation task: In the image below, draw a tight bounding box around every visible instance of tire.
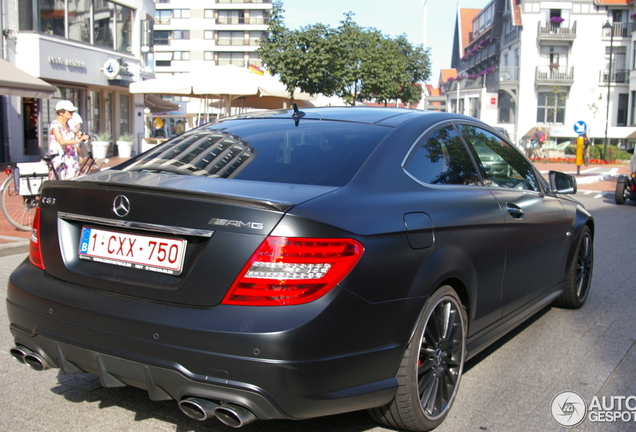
[615,180,627,205]
[583,150,590,166]
[540,148,549,163]
[554,226,593,309]
[369,286,467,431]
[0,176,38,231]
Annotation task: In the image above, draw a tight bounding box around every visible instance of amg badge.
[208,218,264,230]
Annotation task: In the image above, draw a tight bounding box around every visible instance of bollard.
[608,148,613,164]
[575,136,584,174]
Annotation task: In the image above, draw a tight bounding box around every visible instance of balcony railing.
[498,66,519,82]
[216,17,269,25]
[538,20,577,40]
[599,69,629,84]
[459,43,498,70]
[535,65,574,85]
[602,22,632,38]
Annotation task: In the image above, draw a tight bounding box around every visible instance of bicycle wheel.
[540,148,549,163]
[583,149,590,166]
[1,176,38,231]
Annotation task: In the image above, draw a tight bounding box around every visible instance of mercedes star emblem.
[113,195,131,217]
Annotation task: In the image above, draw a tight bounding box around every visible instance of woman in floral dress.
[48,100,89,180]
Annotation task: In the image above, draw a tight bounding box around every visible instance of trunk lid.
[38,172,337,307]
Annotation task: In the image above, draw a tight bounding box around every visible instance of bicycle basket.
[13,161,49,196]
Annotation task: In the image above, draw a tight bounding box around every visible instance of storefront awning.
[144,94,180,112]
[0,58,56,98]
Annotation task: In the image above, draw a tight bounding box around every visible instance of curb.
[0,240,29,257]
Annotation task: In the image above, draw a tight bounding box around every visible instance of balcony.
[599,69,629,84]
[216,17,269,25]
[538,20,576,41]
[535,65,574,86]
[459,42,497,71]
[602,22,632,38]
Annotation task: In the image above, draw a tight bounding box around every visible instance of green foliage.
[118,132,134,142]
[564,144,631,161]
[258,3,431,106]
[93,131,112,142]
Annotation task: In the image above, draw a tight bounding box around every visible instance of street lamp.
[603,20,614,161]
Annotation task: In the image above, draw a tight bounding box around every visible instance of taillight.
[29,207,45,270]
[222,236,364,306]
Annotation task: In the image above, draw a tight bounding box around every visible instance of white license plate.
[78,227,187,275]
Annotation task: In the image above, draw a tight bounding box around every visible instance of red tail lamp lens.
[223,237,364,306]
[29,207,45,270]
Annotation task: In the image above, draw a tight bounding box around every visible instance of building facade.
[1,0,155,162]
[152,0,272,116]
[444,0,636,152]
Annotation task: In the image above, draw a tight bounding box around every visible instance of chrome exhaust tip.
[23,352,51,371]
[9,346,31,364]
[214,404,257,428]
[178,398,219,421]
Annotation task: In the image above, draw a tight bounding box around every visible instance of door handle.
[506,203,524,219]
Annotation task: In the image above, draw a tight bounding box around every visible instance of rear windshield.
[122,119,391,186]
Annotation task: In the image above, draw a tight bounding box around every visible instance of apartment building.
[443,0,636,151]
[0,0,155,162]
[153,1,271,74]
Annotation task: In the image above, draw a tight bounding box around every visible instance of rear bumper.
[7,260,408,420]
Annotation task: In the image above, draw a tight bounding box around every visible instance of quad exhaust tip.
[179,398,256,428]
[10,346,51,371]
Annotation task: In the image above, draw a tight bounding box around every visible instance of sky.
[280,0,490,85]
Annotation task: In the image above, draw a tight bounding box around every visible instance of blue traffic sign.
[574,121,587,134]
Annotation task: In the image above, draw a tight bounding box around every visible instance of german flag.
[248,64,265,76]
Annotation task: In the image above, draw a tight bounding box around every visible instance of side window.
[460,125,539,191]
[404,125,481,186]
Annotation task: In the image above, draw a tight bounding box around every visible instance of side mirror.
[549,171,577,194]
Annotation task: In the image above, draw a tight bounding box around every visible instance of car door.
[458,124,569,316]
[402,123,506,334]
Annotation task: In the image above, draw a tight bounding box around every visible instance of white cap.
[55,100,78,112]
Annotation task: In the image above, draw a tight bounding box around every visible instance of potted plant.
[91,131,112,159]
[116,132,134,158]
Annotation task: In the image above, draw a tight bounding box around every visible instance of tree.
[259,3,431,106]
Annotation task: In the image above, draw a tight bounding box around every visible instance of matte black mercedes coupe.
[7,107,594,431]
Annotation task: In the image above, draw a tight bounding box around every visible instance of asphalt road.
[1,193,636,432]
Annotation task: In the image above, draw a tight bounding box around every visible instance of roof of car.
[224,106,456,126]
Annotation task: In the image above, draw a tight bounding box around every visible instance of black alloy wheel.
[554,226,593,309]
[370,286,466,431]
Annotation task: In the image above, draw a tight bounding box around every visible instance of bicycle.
[525,139,549,163]
[583,143,591,166]
[1,134,108,231]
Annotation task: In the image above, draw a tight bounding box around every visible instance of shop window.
[40,0,65,37]
[94,2,115,49]
[116,5,134,53]
[68,1,91,43]
[119,94,131,135]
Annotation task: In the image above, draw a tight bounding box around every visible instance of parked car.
[7,107,594,431]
